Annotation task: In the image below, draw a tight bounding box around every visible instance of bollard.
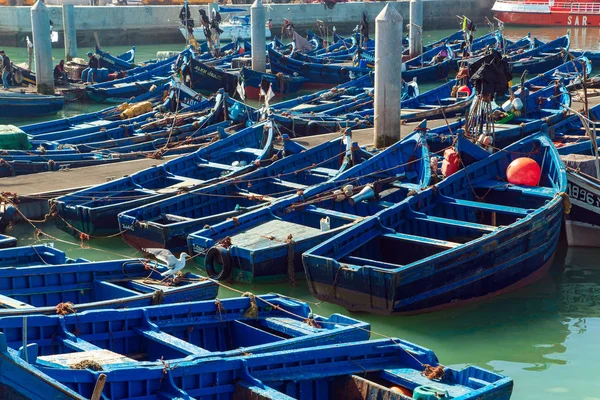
[374,4,403,148]
[409,0,423,59]
[31,0,55,95]
[62,4,78,61]
[251,0,266,73]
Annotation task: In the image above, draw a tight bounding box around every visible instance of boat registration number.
[567,181,600,207]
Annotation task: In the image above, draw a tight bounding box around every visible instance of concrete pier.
[0,1,496,47]
[30,0,55,95]
[374,4,403,148]
[251,0,266,73]
[62,4,78,61]
[409,0,423,59]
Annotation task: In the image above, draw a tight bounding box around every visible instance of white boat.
[179,15,272,42]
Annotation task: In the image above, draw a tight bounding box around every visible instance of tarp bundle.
[469,50,512,97]
[0,125,31,150]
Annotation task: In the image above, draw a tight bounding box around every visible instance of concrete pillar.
[30,0,54,95]
[409,0,423,59]
[251,0,266,73]
[62,4,78,61]
[374,4,403,149]
[208,1,218,19]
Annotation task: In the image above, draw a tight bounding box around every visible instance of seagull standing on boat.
[143,248,189,277]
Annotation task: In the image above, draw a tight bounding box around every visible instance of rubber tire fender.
[205,245,233,280]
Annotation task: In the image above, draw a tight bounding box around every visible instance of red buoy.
[457,85,471,96]
[506,157,541,186]
[441,148,459,177]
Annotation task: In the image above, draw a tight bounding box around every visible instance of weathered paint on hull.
[305,200,564,315]
[564,170,600,247]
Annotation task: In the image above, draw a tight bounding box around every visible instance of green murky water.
[2,26,600,399]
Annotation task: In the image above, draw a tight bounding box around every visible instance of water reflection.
[559,247,600,319]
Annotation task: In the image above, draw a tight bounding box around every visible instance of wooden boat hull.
[564,170,600,247]
[306,201,562,315]
[188,131,430,283]
[0,94,65,118]
[53,116,273,236]
[120,135,370,253]
[0,251,219,316]
[303,133,567,314]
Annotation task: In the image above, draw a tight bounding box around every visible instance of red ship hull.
[493,1,600,26]
[494,10,600,25]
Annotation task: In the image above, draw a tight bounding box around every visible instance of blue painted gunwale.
[0,334,513,400]
[0,92,65,119]
[118,131,374,253]
[96,46,136,72]
[302,132,567,314]
[187,130,431,283]
[0,253,218,316]
[52,104,274,236]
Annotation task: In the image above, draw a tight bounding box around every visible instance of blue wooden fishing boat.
[118,131,373,253]
[303,131,567,314]
[239,66,306,98]
[18,84,169,136]
[96,46,136,71]
[0,245,218,316]
[187,130,430,283]
[508,33,570,75]
[0,294,369,360]
[268,47,368,86]
[0,333,513,400]
[0,92,65,119]
[52,118,274,236]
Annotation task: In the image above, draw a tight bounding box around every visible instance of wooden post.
[91,374,107,400]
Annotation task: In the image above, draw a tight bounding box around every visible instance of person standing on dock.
[54,59,68,85]
[0,50,11,90]
[83,52,99,83]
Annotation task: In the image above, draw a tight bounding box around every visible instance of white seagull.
[143,248,189,277]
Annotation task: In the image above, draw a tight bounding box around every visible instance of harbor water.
[3,25,600,399]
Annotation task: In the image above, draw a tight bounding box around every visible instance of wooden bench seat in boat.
[343,255,403,269]
[134,328,212,356]
[162,213,194,222]
[235,147,264,157]
[0,294,33,309]
[93,280,142,298]
[411,214,497,232]
[310,167,340,177]
[37,349,137,369]
[382,233,461,249]
[270,178,309,190]
[441,197,532,216]
[304,206,361,221]
[155,177,207,194]
[471,179,556,198]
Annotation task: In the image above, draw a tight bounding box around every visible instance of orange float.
[506,157,541,186]
[390,386,413,397]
